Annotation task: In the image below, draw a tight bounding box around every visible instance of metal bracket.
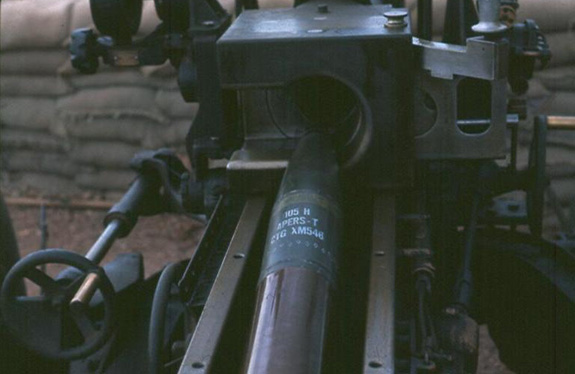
[363,194,396,374]
[179,197,268,374]
[412,36,509,159]
[413,36,508,80]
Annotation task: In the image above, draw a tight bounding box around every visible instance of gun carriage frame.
[0,0,574,373]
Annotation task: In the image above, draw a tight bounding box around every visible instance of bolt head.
[384,10,408,28]
[383,10,408,18]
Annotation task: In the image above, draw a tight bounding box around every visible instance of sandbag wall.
[0,0,195,197]
[1,0,574,231]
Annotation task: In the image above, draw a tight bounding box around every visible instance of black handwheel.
[148,262,193,374]
[0,250,116,361]
[527,116,548,237]
[90,0,143,43]
[0,192,23,296]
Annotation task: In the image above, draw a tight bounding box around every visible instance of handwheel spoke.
[70,307,99,341]
[15,295,49,303]
[24,268,60,295]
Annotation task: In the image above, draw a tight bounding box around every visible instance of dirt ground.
[9,206,204,277]
[7,205,513,373]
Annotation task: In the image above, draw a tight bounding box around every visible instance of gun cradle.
[219,0,413,190]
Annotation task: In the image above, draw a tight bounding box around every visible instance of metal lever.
[69,219,122,310]
[547,116,575,131]
[70,273,101,313]
[68,174,157,309]
[86,219,123,263]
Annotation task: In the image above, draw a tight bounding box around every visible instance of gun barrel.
[244,132,342,374]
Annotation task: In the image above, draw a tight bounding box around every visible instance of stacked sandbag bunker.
[0,0,574,231]
[0,0,195,197]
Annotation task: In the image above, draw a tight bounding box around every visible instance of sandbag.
[0,76,73,97]
[513,143,575,171]
[138,0,162,37]
[157,120,191,146]
[538,92,575,116]
[550,178,575,205]
[547,130,575,150]
[64,117,158,144]
[141,62,178,78]
[0,98,57,130]
[57,56,132,76]
[547,163,575,179]
[535,66,575,92]
[0,51,69,75]
[9,172,78,196]
[75,169,135,190]
[0,0,75,51]
[405,0,446,38]
[57,87,166,123]
[67,70,177,90]
[219,0,234,13]
[515,0,575,34]
[0,128,69,152]
[3,150,78,177]
[69,0,93,32]
[155,90,199,119]
[525,78,551,100]
[546,146,575,167]
[70,141,141,168]
[548,135,575,174]
[513,145,529,170]
[546,31,575,68]
[542,213,563,234]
